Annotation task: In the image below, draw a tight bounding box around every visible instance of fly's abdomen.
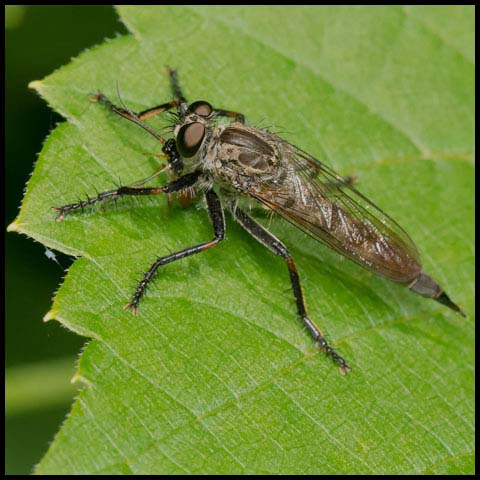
[254,180,422,284]
[325,202,421,283]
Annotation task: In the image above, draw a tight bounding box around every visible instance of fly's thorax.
[203,124,287,194]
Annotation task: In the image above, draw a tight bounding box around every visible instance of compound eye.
[189,100,213,117]
[177,122,206,158]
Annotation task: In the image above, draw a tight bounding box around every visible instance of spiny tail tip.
[436,292,466,318]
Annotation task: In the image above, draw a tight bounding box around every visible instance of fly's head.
[173,100,215,161]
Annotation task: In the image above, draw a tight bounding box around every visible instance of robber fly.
[53,68,465,375]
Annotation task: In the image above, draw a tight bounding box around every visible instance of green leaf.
[10,5,474,474]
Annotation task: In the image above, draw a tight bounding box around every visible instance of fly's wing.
[250,141,422,284]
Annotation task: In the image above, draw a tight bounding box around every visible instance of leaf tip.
[43,310,56,322]
[6,220,19,232]
[28,80,43,92]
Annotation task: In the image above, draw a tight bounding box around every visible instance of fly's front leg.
[230,202,350,375]
[89,92,178,122]
[52,172,200,221]
[165,66,188,104]
[214,108,246,124]
[124,189,225,314]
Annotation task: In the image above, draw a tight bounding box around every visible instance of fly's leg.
[214,108,246,124]
[90,92,183,174]
[91,66,186,126]
[230,202,350,375]
[165,66,188,104]
[165,65,244,123]
[91,67,187,121]
[52,172,200,222]
[92,69,244,125]
[89,92,178,122]
[124,189,225,313]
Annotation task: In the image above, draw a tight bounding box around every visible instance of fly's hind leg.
[229,202,350,374]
